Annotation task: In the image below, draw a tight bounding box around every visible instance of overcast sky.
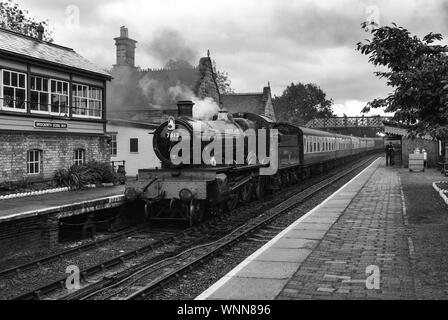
[14,0,448,116]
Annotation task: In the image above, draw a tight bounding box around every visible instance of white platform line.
[196,157,381,300]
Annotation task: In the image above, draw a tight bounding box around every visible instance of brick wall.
[0,132,110,183]
[0,214,59,258]
[402,137,439,168]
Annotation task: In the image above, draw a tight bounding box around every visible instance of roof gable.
[0,28,110,78]
[221,93,265,114]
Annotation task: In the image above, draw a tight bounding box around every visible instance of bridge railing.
[307,117,392,128]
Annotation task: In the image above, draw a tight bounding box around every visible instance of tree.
[273,82,335,125]
[357,22,448,139]
[215,70,234,94]
[211,60,234,94]
[0,0,53,41]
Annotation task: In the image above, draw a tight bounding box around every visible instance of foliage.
[0,179,57,195]
[54,162,118,189]
[357,22,448,139]
[0,0,53,41]
[272,82,335,125]
[0,178,30,192]
[212,60,234,94]
[215,70,235,94]
[85,161,118,184]
[54,165,94,189]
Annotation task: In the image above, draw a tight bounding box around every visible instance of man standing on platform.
[385,142,395,166]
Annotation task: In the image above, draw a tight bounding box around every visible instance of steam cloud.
[138,76,220,120]
[192,98,220,121]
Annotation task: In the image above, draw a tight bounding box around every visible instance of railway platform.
[197,158,448,300]
[0,186,125,223]
[0,186,126,257]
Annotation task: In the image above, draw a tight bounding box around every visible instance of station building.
[383,121,442,168]
[107,119,160,177]
[0,27,112,184]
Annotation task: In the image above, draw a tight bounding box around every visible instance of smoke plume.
[138,76,195,109]
[147,27,198,64]
[138,77,219,120]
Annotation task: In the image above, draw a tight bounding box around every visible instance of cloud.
[12,0,448,115]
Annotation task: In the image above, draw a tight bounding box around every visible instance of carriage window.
[305,137,309,154]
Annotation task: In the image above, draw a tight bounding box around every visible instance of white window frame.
[30,75,50,114]
[110,134,117,157]
[72,83,103,119]
[50,79,69,116]
[74,148,86,166]
[27,150,42,175]
[0,69,27,113]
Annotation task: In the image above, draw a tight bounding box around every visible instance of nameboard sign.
[34,121,68,129]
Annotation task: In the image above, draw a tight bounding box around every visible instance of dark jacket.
[385,145,394,155]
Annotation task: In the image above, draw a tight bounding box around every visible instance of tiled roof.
[0,28,111,78]
[221,93,266,115]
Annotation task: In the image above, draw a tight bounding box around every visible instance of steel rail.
[0,225,148,277]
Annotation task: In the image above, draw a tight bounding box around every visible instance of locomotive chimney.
[177,100,194,118]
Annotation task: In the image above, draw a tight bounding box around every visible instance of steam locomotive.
[125,100,383,225]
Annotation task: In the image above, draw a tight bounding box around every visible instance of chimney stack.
[177,101,194,118]
[120,26,128,38]
[37,24,44,41]
[114,26,137,68]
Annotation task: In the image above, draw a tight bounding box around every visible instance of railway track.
[0,225,151,278]
[56,155,379,300]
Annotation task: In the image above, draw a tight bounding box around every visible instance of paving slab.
[205,278,289,300]
[197,158,381,300]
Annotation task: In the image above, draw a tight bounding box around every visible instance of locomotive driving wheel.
[240,182,253,203]
[187,199,204,226]
[281,172,291,187]
[254,177,266,200]
[226,193,239,211]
